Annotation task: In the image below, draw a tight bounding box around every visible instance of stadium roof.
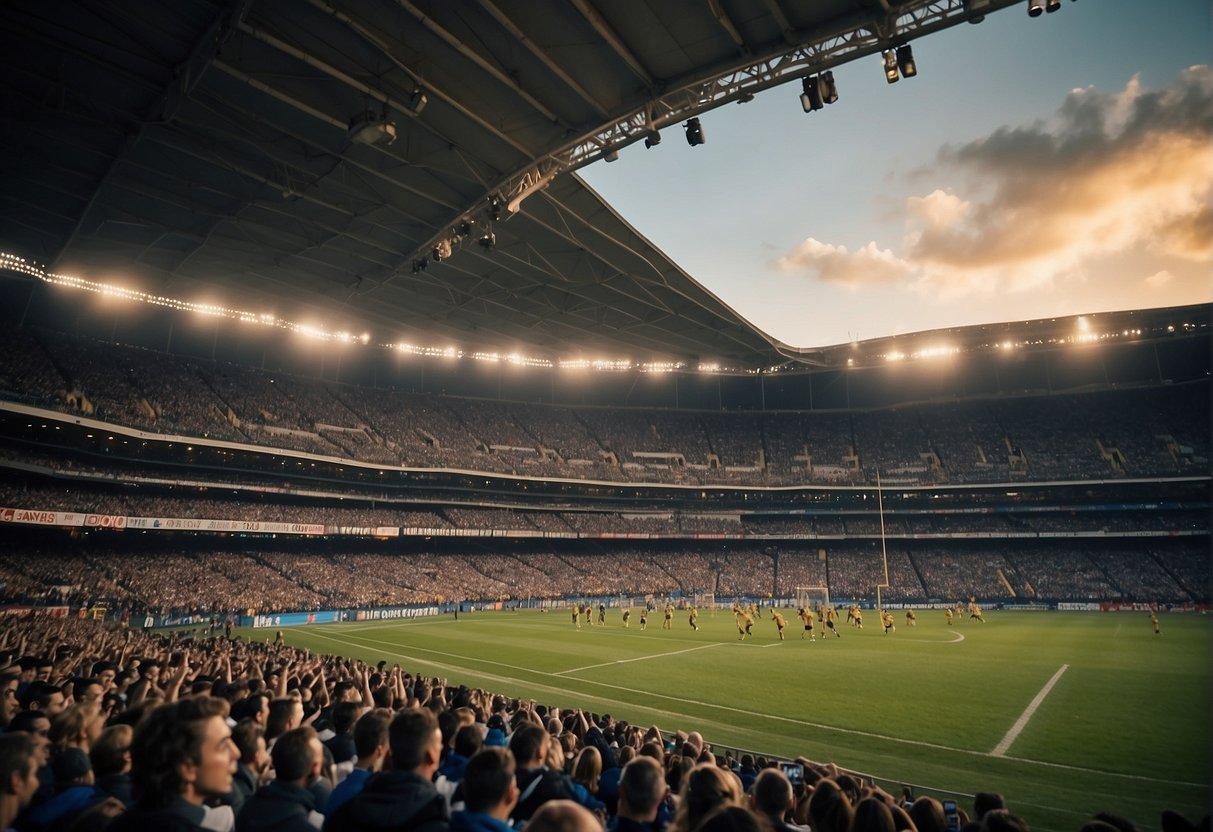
[1,0,1026,370]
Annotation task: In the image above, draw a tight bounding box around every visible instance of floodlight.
[478,230,496,250]
[603,148,619,162]
[800,76,823,112]
[819,71,838,104]
[1045,0,1060,9]
[407,88,428,115]
[432,239,452,262]
[348,109,397,145]
[488,195,502,221]
[896,45,917,78]
[882,49,899,84]
[684,117,705,146]
[644,130,661,149]
[964,0,990,23]
[411,258,427,273]
[1027,0,1044,15]
[456,219,473,237]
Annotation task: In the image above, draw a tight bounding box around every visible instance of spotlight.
[644,130,661,149]
[1045,0,1060,9]
[603,148,619,162]
[882,49,899,84]
[488,195,502,221]
[456,219,473,237]
[964,0,990,23]
[896,45,917,78]
[818,71,838,105]
[407,88,428,115]
[411,258,427,273]
[684,117,705,146]
[800,76,823,112]
[1027,0,1044,15]
[478,230,496,250]
[432,239,452,262]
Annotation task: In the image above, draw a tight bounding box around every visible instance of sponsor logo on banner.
[0,508,88,527]
[85,514,127,529]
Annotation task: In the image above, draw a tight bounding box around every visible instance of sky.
[579,0,1212,350]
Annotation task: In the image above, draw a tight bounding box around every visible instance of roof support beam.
[473,0,610,120]
[567,0,653,89]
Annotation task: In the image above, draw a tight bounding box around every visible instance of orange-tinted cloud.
[775,66,1213,299]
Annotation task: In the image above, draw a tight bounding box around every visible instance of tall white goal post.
[795,586,831,612]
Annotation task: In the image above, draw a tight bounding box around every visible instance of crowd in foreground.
[0,615,1204,832]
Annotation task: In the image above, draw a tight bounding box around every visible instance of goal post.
[795,586,830,612]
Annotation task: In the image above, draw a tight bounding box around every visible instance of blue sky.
[580,0,1212,350]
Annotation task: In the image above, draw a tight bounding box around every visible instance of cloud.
[1144,270,1174,289]
[773,66,1213,298]
[773,238,908,288]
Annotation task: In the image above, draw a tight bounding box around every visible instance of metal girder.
[407,0,1021,271]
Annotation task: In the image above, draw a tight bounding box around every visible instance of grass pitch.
[256,609,1210,832]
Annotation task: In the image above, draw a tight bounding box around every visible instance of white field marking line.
[757,642,783,648]
[991,664,1070,757]
[557,643,721,674]
[300,628,1204,789]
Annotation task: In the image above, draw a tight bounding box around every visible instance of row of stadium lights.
[0,250,1169,375]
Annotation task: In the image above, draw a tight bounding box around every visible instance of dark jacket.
[106,799,210,832]
[450,811,516,832]
[96,772,135,808]
[236,781,317,832]
[229,764,260,814]
[323,770,448,832]
[324,735,357,766]
[236,780,318,832]
[510,768,574,823]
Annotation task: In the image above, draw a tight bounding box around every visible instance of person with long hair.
[667,764,743,832]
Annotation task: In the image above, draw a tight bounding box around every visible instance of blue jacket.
[451,811,517,832]
[326,768,373,818]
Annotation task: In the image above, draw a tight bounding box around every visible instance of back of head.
[90,724,133,778]
[619,756,665,817]
[808,780,852,832]
[462,747,516,814]
[331,702,360,735]
[0,733,35,789]
[980,809,1030,832]
[751,768,793,818]
[910,796,947,832]
[853,797,896,832]
[272,726,319,783]
[672,763,743,832]
[354,708,392,760]
[454,724,484,759]
[526,799,601,832]
[508,724,549,768]
[388,707,439,772]
[974,793,1006,820]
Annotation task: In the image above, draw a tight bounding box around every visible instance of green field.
[256,609,1210,832]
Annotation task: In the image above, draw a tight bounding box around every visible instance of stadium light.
[1046,0,1060,10]
[684,118,705,146]
[1027,0,1044,16]
[800,76,823,112]
[644,130,661,149]
[819,71,838,104]
[882,49,899,84]
[896,45,917,78]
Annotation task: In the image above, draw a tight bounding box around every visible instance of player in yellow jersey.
[688,606,699,631]
[1150,611,1161,635]
[852,606,863,629]
[663,604,674,630]
[825,606,840,638]
[798,607,816,641]
[622,608,631,628]
[572,607,580,629]
[881,610,896,634]
[968,600,985,623]
[771,609,786,641]
[945,606,954,625]
[905,609,916,627]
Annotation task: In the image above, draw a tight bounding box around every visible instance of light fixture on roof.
[488,195,502,221]
[432,239,452,263]
[455,218,473,238]
[964,0,990,23]
[684,117,705,146]
[478,229,496,250]
[1027,0,1044,15]
[644,130,661,149]
[896,45,917,78]
[348,108,397,145]
[1045,0,1060,10]
[818,71,838,104]
[411,258,427,273]
[406,88,428,115]
[603,148,619,162]
[882,49,899,84]
[800,76,823,112]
